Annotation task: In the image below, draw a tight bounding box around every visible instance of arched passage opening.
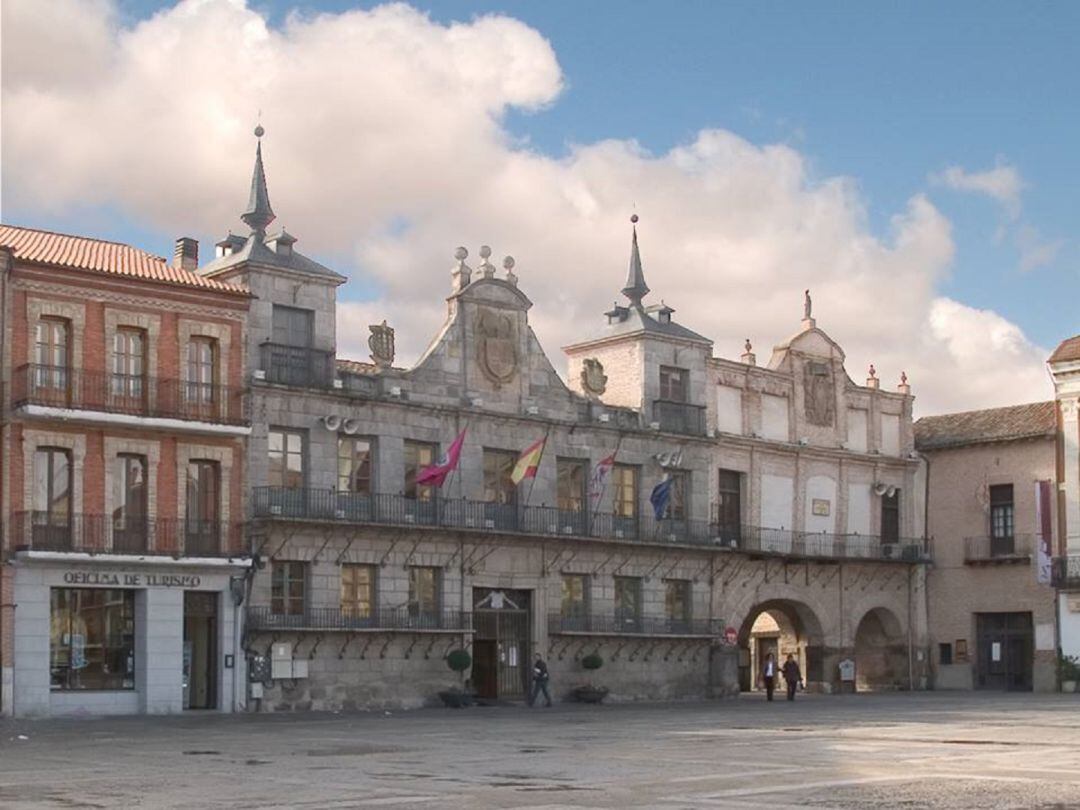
[854,607,907,691]
[737,600,825,693]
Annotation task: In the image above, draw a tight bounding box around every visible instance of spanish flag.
[510,437,546,485]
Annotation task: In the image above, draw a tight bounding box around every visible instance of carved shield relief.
[476,308,518,384]
[804,361,835,426]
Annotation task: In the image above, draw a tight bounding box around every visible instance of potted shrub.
[438,648,474,708]
[1059,653,1080,693]
[572,651,609,704]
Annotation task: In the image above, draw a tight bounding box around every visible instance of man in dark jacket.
[529,653,552,707]
[782,654,803,701]
[761,653,777,701]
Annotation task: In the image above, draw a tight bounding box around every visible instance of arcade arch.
[738,599,825,692]
[853,607,907,691]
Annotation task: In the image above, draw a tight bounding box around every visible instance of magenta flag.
[416,429,467,487]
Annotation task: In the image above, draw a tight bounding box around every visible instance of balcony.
[652,399,707,436]
[1052,556,1080,590]
[251,487,931,563]
[11,364,248,426]
[259,343,335,388]
[964,534,1033,564]
[246,606,472,633]
[548,612,722,637]
[9,512,243,558]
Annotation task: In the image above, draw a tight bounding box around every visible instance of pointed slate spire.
[622,214,649,308]
[241,125,275,237]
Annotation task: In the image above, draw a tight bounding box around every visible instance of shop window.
[50,588,135,691]
[271,561,306,616]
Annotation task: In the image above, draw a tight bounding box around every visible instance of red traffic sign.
[723,626,738,645]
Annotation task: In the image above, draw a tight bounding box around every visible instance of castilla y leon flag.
[511,437,546,485]
[415,429,467,487]
[588,453,616,509]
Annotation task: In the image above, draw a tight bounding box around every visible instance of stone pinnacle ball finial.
[454,246,468,261]
[630,214,639,224]
[254,124,265,138]
[503,256,515,270]
[479,245,492,259]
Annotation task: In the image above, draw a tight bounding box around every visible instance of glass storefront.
[50,588,135,690]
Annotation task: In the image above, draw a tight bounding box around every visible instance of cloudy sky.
[4,0,1078,415]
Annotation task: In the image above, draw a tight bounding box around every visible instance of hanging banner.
[1035,479,1053,585]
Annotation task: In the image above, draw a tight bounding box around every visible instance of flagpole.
[589,430,624,531]
[524,423,554,509]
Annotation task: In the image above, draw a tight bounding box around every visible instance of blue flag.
[650,475,673,520]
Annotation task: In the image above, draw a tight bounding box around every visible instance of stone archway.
[854,607,908,691]
[737,599,826,693]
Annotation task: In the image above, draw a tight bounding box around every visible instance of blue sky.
[5,1,1077,410]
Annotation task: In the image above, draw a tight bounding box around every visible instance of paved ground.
[2,693,1080,809]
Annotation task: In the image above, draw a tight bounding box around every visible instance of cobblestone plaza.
[3,693,1080,808]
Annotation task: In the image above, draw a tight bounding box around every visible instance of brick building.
[0,225,252,716]
[205,131,929,712]
[916,403,1058,691]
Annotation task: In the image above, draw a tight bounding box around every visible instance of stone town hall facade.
[0,133,929,715]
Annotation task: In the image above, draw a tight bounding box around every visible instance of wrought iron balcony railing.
[964,534,1033,562]
[651,399,707,436]
[9,512,243,557]
[1052,555,1080,589]
[259,343,336,388]
[251,487,931,563]
[246,605,472,632]
[548,612,723,637]
[11,364,249,425]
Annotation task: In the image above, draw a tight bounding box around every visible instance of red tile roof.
[914,401,1056,450]
[1050,335,1080,364]
[0,224,248,295]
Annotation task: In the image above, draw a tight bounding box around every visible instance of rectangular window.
[34,317,70,397]
[271,305,314,348]
[50,588,135,691]
[112,454,147,552]
[659,365,688,402]
[612,464,639,519]
[112,327,146,402]
[186,460,220,553]
[268,429,305,488]
[561,574,589,619]
[664,579,691,628]
[404,440,436,501]
[271,561,306,616]
[614,576,642,631]
[34,447,72,520]
[939,642,953,666]
[187,337,218,407]
[337,437,373,494]
[482,449,517,506]
[666,470,688,521]
[340,564,375,619]
[408,567,440,624]
[990,484,1015,539]
[716,469,742,540]
[881,489,900,544]
[556,458,586,513]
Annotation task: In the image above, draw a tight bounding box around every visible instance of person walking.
[528,653,552,707]
[781,653,803,701]
[761,653,777,701]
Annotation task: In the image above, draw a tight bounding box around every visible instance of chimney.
[174,237,199,271]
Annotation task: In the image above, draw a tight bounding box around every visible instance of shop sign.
[63,571,202,588]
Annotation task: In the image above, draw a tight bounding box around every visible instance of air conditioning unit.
[484,519,495,529]
[615,530,625,539]
[526,405,540,415]
[465,518,476,528]
[390,386,402,397]
[547,524,558,533]
[270,505,282,516]
[333,379,344,389]
[334,509,347,519]
[405,514,416,524]
[649,421,661,430]
[598,413,611,423]
[253,369,267,381]
[562,525,574,535]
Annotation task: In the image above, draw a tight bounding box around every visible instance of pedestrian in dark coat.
[761,653,777,701]
[528,653,552,707]
[782,654,803,701]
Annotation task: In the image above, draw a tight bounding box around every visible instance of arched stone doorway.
[853,607,908,691]
[738,600,825,692]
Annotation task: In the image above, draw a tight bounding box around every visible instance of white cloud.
[2,0,1052,415]
[1015,225,1065,273]
[930,162,1024,219]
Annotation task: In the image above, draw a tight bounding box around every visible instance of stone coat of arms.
[581,357,607,396]
[476,309,518,384]
[368,320,395,368]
